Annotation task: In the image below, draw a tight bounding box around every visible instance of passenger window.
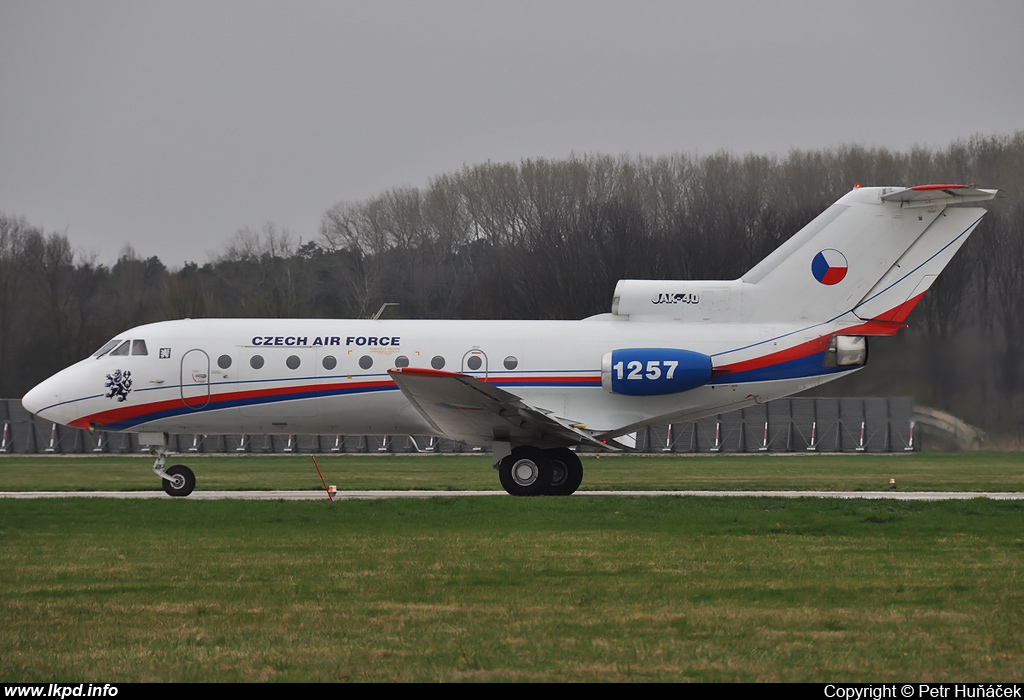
[322,355,337,370]
[503,356,518,370]
[394,355,410,368]
[250,355,264,369]
[132,340,148,356]
[109,340,130,356]
[466,355,482,371]
[287,355,301,370]
[358,356,373,370]
[218,355,232,369]
[431,356,445,370]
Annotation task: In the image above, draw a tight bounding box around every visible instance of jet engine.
[601,348,712,396]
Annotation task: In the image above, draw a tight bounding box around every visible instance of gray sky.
[2,0,1022,268]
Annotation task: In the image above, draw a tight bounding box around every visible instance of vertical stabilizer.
[609,185,995,327]
[739,185,995,328]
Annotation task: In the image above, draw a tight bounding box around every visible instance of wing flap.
[388,368,607,450]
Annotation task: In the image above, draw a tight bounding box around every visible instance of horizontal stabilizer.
[880,184,998,207]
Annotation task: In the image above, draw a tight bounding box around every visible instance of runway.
[2,490,1024,500]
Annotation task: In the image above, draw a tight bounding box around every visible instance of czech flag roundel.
[811,249,848,285]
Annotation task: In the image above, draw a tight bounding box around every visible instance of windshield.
[92,338,149,358]
[92,339,122,358]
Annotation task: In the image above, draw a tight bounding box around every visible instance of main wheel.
[162,464,196,497]
[546,447,583,496]
[498,447,552,496]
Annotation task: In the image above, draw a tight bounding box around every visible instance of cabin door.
[461,349,488,378]
[180,349,211,410]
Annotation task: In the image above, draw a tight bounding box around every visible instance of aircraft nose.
[22,376,60,419]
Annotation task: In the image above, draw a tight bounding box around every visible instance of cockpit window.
[93,339,121,358]
[109,340,131,356]
[93,338,149,358]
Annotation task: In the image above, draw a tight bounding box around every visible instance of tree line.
[3,134,1022,436]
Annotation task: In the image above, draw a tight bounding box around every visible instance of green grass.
[0,450,1022,493]
[1,452,1023,681]
[2,496,1024,681]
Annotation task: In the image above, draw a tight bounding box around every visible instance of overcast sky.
[2,0,1022,268]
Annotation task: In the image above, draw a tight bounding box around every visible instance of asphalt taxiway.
[2,490,1023,500]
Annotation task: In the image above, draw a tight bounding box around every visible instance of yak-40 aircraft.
[22,184,997,497]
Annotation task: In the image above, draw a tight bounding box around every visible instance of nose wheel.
[161,464,196,497]
[150,446,196,497]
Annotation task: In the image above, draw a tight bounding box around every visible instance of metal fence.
[0,396,916,455]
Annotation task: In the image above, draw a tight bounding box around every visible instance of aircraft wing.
[388,368,610,450]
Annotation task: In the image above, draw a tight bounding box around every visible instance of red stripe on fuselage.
[67,373,602,429]
[713,335,832,376]
[491,375,599,386]
[713,291,930,375]
[391,367,599,386]
[69,378,394,429]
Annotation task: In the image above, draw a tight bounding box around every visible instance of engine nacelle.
[601,348,713,396]
[825,335,868,367]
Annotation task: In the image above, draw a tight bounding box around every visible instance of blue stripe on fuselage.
[710,351,849,384]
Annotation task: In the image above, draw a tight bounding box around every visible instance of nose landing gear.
[160,463,196,497]
[146,435,196,497]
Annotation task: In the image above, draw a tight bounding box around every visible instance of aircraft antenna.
[371,302,399,320]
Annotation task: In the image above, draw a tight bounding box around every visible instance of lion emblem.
[105,369,133,402]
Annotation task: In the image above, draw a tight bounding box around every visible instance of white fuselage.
[21,314,855,441]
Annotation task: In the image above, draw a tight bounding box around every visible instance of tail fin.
[610,185,996,330]
[741,184,996,329]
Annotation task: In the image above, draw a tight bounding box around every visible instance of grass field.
[1,452,1023,682]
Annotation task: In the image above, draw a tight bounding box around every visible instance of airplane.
[21,184,997,497]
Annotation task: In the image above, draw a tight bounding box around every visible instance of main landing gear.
[497,446,583,496]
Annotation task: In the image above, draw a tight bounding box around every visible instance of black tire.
[546,447,583,496]
[162,464,196,497]
[498,446,552,496]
